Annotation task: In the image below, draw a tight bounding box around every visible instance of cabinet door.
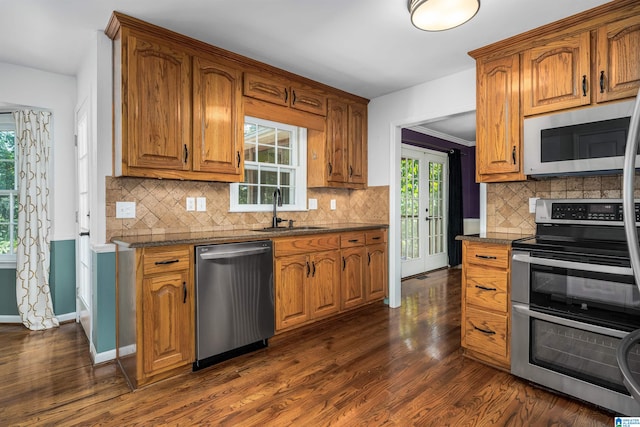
[326,99,348,183]
[522,31,590,115]
[309,250,341,319]
[275,255,310,330]
[341,247,366,310]
[142,271,192,375]
[348,102,367,185]
[127,33,191,171]
[596,15,640,103]
[366,243,387,301]
[476,54,522,180]
[192,56,243,176]
[290,85,327,116]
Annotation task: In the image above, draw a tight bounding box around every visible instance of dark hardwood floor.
[1,268,614,426]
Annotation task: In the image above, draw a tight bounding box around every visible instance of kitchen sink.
[254,226,327,232]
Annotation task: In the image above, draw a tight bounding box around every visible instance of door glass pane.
[428,161,444,256]
[401,157,420,260]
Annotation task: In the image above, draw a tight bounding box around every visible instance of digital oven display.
[588,204,616,214]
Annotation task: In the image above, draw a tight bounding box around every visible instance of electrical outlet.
[529,197,539,214]
[186,197,195,211]
[330,199,336,210]
[196,197,206,212]
[308,198,318,210]
[115,201,136,219]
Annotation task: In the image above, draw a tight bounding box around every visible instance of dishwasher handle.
[199,246,271,260]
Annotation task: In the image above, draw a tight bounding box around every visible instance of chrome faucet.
[272,188,283,228]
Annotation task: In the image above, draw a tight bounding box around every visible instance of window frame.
[230,116,307,213]
[0,114,17,268]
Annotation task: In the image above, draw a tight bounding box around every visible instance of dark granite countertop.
[112,222,389,248]
[455,232,533,245]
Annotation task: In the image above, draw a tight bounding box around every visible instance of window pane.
[244,142,256,162]
[0,161,14,190]
[260,169,278,186]
[244,168,258,184]
[281,186,294,204]
[280,170,292,186]
[260,186,278,205]
[258,126,275,146]
[277,129,291,148]
[278,148,291,165]
[238,184,258,205]
[0,195,8,223]
[244,122,257,139]
[257,145,276,164]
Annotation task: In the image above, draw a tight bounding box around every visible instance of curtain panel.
[13,110,58,330]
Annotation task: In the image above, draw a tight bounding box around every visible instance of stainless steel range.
[511,198,640,415]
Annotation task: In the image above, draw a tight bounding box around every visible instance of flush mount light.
[409,0,480,31]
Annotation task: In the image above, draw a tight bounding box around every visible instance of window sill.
[0,258,17,269]
[228,206,309,213]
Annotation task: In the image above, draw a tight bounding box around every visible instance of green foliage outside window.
[0,130,17,255]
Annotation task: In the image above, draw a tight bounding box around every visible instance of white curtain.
[14,110,58,330]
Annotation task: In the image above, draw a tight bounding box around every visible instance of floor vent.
[414,275,429,280]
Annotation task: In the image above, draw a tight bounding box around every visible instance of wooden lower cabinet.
[116,244,194,389]
[460,240,511,370]
[274,229,387,333]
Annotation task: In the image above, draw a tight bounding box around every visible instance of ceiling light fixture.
[409,0,480,32]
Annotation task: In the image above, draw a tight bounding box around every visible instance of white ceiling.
[0,0,612,141]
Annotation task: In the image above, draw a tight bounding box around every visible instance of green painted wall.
[0,269,18,315]
[92,250,116,353]
[50,240,76,315]
[0,239,76,317]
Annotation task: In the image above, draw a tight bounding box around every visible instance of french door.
[76,102,92,341]
[400,145,448,278]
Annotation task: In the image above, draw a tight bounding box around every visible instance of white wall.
[368,67,476,308]
[0,62,77,241]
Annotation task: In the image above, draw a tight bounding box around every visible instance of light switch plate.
[308,198,318,210]
[186,197,195,211]
[330,199,336,210]
[116,201,136,219]
[529,197,539,214]
[196,197,206,212]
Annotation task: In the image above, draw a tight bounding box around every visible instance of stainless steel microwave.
[523,99,637,177]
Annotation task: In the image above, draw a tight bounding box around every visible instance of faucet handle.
[288,219,295,229]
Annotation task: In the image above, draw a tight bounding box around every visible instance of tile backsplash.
[486,174,639,234]
[106,177,389,241]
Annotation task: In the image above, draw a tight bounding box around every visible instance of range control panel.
[550,202,640,222]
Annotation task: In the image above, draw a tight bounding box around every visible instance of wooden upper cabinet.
[192,56,243,176]
[326,99,348,184]
[348,102,367,185]
[522,31,591,116]
[126,33,192,171]
[108,13,244,182]
[243,72,327,116]
[596,15,640,103]
[476,54,523,181]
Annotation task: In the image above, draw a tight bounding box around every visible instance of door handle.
[425,217,430,221]
[79,231,90,237]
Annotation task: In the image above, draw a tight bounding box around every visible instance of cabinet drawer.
[365,230,386,245]
[464,241,509,269]
[143,246,190,275]
[466,265,508,312]
[274,234,340,257]
[341,232,365,248]
[464,306,508,359]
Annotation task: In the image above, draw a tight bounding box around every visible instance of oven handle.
[512,253,633,277]
[512,302,628,338]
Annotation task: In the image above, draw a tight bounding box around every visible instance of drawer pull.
[475,254,497,260]
[155,259,180,265]
[371,236,381,240]
[473,325,496,335]
[348,239,359,243]
[475,285,497,291]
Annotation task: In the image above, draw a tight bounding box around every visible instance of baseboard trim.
[0,315,21,323]
[91,340,116,364]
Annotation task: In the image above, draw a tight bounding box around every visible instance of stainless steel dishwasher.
[194,240,274,370]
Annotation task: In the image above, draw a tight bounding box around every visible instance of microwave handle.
[511,253,633,276]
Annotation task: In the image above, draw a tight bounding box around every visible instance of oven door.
[512,303,640,415]
[512,251,640,331]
